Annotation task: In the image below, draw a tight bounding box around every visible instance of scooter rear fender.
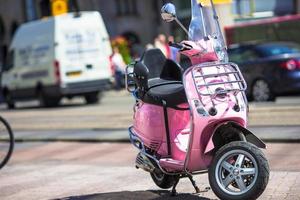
[204,121,266,154]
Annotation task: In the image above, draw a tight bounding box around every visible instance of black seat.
[144,83,187,107]
[134,49,187,107]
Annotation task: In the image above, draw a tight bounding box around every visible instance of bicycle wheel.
[0,116,14,169]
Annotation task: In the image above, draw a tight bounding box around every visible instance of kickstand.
[188,175,200,193]
[171,178,180,196]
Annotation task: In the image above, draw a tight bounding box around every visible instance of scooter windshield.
[189,0,228,62]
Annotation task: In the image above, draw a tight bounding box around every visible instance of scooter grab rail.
[197,80,243,87]
[194,71,239,79]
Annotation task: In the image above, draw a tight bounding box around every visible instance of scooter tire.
[208,141,269,200]
[150,170,178,189]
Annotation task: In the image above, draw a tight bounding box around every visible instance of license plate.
[66,71,82,77]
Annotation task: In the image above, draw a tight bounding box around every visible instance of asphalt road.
[0,142,300,200]
[0,91,299,131]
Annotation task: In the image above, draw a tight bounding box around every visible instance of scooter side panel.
[133,101,191,161]
[133,103,165,151]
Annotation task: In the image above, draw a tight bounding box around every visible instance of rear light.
[280,59,299,71]
[54,60,61,84]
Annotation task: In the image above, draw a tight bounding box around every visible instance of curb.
[10,125,300,143]
[13,138,300,144]
[14,138,130,143]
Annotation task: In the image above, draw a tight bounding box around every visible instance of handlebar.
[168,42,192,51]
[168,41,184,50]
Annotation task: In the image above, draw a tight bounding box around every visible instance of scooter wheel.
[208,141,269,200]
[150,169,178,189]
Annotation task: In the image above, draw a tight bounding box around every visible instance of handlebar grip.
[168,41,184,50]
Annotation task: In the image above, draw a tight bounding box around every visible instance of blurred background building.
[1,0,300,65]
[0,0,170,66]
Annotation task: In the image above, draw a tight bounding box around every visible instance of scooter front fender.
[204,122,266,154]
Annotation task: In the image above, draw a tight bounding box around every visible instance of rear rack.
[192,62,247,97]
[191,62,247,114]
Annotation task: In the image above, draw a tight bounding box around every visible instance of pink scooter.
[126,1,269,199]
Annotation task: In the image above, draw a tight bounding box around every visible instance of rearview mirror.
[161,3,189,36]
[161,3,176,22]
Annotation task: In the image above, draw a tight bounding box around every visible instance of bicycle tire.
[0,116,14,169]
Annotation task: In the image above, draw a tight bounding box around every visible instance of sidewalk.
[11,125,300,143]
[1,141,299,200]
[1,165,299,200]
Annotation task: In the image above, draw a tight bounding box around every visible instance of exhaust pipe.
[135,152,156,173]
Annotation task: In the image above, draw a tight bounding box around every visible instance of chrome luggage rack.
[192,62,247,97]
[190,62,247,114]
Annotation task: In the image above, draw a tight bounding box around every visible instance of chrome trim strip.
[182,67,195,175]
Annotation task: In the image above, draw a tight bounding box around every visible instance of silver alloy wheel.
[215,149,258,196]
[252,80,271,101]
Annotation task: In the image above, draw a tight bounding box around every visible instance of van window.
[3,50,14,71]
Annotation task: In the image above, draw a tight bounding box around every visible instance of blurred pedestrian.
[154,34,170,58]
[111,47,126,90]
[145,43,154,50]
[168,35,179,62]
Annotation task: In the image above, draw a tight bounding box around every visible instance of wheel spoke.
[221,161,233,172]
[240,168,256,175]
[235,154,245,167]
[223,175,235,187]
[235,177,246,191]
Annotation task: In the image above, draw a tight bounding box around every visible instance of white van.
[1,11,112,108]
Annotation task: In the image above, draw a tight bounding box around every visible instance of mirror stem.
[175,18,189,37]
